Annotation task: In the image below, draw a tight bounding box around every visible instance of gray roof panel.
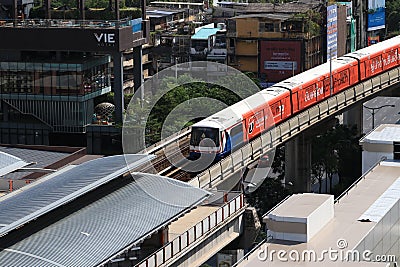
[0,173,210,267]
[0,154,153,237]
[0,151,29,177]
[0,146,71,179]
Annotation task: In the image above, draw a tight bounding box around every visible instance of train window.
[271,101,283,117]
[190,127,220,147]
[230,124,243,137]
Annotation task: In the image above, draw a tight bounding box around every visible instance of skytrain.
[189,36,400,159]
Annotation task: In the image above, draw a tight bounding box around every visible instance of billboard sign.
[367,0,385,31]
[0,26,139,52]
[368,36,380,46]
[259,40,302,83]
[131,18,142,33]
[327,4,338,60]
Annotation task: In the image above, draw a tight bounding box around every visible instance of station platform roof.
[0,154,210,266]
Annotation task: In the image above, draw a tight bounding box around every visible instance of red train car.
[270,56,359,112]
[344,36,400,80]
[189,36,400,160]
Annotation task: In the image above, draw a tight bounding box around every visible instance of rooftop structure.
[360,124,400,173]
[236,159,400,266]
[0,151,28,177]
[192,27,221,40]
[0,145,89,192]
[223,2,328,77]
[149,1,204,10]
[0,154,211,266]
[191,24,227,62]
[0,146,80,179]
[265,193,334,242]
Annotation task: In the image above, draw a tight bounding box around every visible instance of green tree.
[385,0,400,38]
[246,145,290,217]
[311,135,326,193]
[311,124,361,194]
[246,178,291,217]
[124,73,257,145]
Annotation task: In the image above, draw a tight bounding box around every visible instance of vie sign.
[94,33,116,46]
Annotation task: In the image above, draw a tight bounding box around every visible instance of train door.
[281,95,292,120]
[291,91,300,114]
[333,67,351,93]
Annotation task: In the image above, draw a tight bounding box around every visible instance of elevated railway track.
[130,66,400,188]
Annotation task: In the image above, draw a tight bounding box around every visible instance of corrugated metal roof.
[0,146,71,179]
[192,28,220,40]
[0,173,210,267]
[232,13,293,20]
[214,0,322,15]
[0,154,153,237]
[0,151,29,177]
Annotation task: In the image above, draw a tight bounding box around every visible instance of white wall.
[362,151,392,174]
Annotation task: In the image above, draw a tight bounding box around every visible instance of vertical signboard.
[350,17,356,52]
[259,40,302,83]
[327,4,338,60]
[368,0,385,31]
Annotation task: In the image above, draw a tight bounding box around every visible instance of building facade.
[0,6,147,148]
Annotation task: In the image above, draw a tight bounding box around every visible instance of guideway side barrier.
[135,193,245,267]
[140,127,191,155]
[189,67,400,189]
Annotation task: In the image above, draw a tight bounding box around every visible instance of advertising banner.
[327,4,338,60]
[259,40,302,83]
[367,0,385,31]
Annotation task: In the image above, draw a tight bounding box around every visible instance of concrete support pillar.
[343,102,363,136]
[112,52,124,124]
[133,46,143,98]
[285,133,311,193]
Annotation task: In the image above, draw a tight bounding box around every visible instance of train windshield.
[190,127,220,147]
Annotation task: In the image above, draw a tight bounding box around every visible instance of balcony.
[0,18,147,52]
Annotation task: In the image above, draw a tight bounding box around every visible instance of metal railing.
[135,193,245,267]
[0,18,133,29]
[232,155,389,266]
[335,156,387,203]
[189,66,400,189]
[139,127,191,155]
[232,194,291,267]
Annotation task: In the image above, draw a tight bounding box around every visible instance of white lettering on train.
[305,87,324,102]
